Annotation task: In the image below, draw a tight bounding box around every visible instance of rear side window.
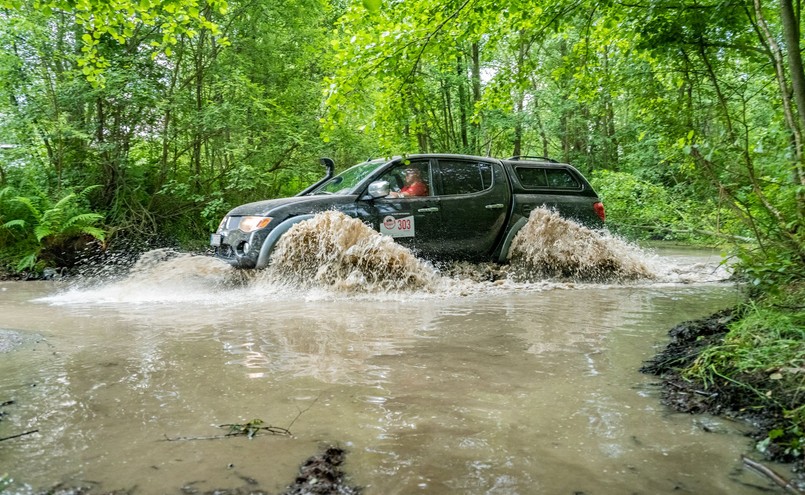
[546,169,580,188]
[516,167,548,187]
[439,160,493,195]
[516,167,580,189]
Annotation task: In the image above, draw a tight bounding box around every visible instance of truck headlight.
[238,216,272,233]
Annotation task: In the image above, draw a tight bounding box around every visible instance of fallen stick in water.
[163,418,292,442]
[742,455,803,494]
[0,429,38,442]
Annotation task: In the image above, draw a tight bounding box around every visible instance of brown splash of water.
[129,248,239,285]
[267,211,439,292]
[122,248,262,294]
[508,208,654,282]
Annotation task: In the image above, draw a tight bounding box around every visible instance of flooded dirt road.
[0,215,791,494]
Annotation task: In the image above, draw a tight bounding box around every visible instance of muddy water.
[0,214,791,494]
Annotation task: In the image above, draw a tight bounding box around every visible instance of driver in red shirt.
[390,168,428,198]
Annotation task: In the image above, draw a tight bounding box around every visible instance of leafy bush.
[590,169,742,244]
[732,242,805,296]
[0,185,106,274]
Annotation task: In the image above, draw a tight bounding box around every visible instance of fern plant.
[1,185,106,273]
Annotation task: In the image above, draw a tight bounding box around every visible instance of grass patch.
[684,287,805,461]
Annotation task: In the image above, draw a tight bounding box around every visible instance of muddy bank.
[641,308,805,488]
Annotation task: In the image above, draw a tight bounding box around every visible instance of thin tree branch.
[742,456,804,494]
[0,429,39,442]
[286,393,321,431]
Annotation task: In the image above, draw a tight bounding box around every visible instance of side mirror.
[367,180,391,198]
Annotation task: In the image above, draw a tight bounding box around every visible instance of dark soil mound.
[280,447,361,495]
[640,307,740,415]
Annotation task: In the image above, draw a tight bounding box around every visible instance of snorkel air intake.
[296,157,336,196]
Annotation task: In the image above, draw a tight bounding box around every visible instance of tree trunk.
[779,0,805,194]
[158,38,185,197]
[471,42,481,153]
[512,33,527,158]
[192,30,206,194]
[602,47,618,169]
[780,0,805,137]
[513,99,523,158]
[456,53,469,150]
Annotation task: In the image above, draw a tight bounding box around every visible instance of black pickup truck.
[210,154,605,268]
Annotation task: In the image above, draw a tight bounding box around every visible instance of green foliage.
[0,0,343,253]
[0,185,106,273]
[590,170,748,244]
[1,0,229,86]
[692,302,805,380]
[591,170,683,241]
[222,418,267,439]
[733,242,805,296]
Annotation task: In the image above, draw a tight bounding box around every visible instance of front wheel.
[255,215,316,269]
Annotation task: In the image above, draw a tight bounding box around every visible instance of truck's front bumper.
[210,230,262,268]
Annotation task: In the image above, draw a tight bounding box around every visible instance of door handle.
[485,203,505,209]
[417,207,439,213]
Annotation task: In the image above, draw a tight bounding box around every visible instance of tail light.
[593,202,606,222]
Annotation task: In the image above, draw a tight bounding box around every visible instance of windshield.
[308,160,385,195]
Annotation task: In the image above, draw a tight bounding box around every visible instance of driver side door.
[361,159,444,257]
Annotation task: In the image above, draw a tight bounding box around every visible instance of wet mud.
[280,447,361,495]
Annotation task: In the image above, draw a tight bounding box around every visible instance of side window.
[439,160,490,195]
[515,167,547,187]
[515,167,581,189]
[377,161,431,197]
[546,169,580,189]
